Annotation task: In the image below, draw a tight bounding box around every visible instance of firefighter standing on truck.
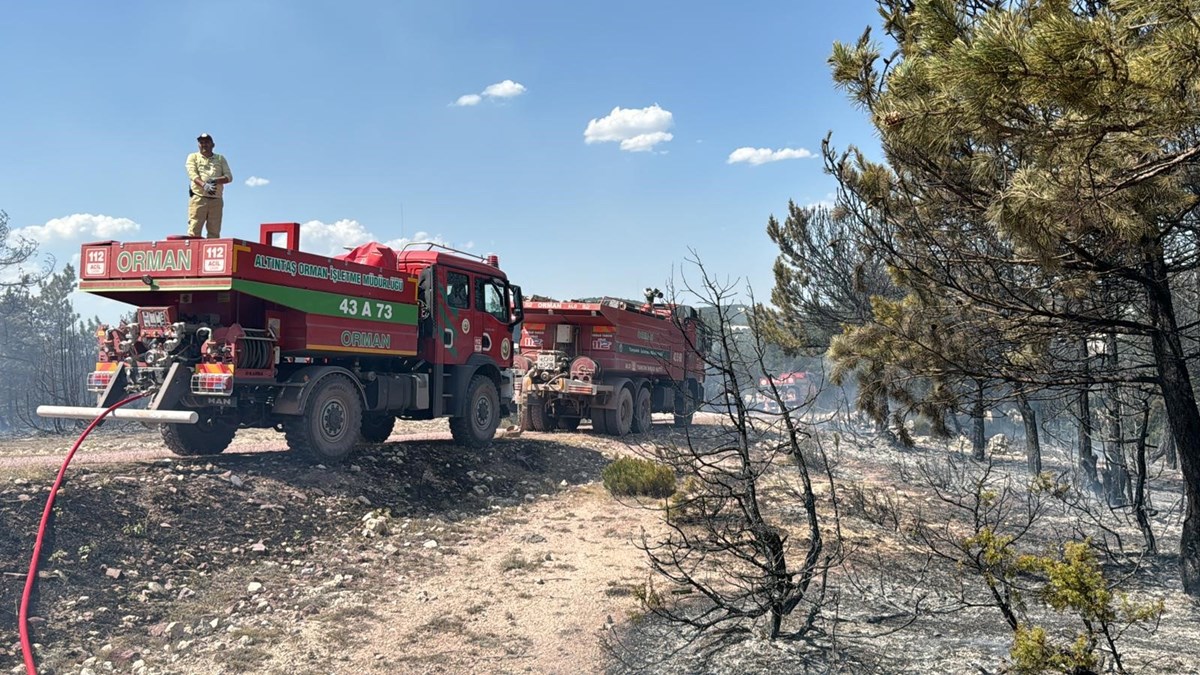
[185,133,232,238]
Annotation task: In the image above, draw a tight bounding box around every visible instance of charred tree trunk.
[971,380,985,461]
[1144,251,1200,596]
[950,410,964,436]
[1133,401,1157,555]
[878,394,901,445]
[762,525,788,639]
[1102,332,1129,507]
[1162,426,1179,471]
[1077,338,1100,494]
[1017,390,1041,474]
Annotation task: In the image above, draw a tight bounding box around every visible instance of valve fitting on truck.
[531,350,569,383]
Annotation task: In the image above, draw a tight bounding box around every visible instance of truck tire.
[519,398,553,432]
[531,400,553,432]
[160,413,237,456]
[631,386,653,434]
[674,379,698,428]
[557,416,581,432]
[450,374,500,448]
[360,413,396,443]
[604,386,634,436]
[285,374,363,463]
[517,401,534,431]
[590,412,610,434]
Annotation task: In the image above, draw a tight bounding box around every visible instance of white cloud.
[727,147,815,165]
[0,244,124,322]
[620,131,674,153]
[482,80,526,99]
[806,194,837,210]
[245,176,270,187]
[12,213,139,243]
[584,105,674,152]
[297,219,376,257]
[298,220,461,258]
[453,80,527,107]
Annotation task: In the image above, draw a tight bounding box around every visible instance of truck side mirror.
[508,284,524,327]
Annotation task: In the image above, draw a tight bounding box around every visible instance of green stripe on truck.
[231,279,418,325]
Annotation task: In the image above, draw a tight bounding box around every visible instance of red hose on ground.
[19,393,147,675]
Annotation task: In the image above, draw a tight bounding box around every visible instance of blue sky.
[1,1,882,322]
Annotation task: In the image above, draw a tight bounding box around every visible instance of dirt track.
[0,426,456,468]
[0,419,675,674]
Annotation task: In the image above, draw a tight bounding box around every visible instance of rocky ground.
[2,416,1199,674]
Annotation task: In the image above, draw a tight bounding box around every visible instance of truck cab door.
[431,267,473,367]
[426,266,515,369]
[474,275,515,367]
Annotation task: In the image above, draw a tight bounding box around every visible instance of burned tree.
[0,209,58,433]
[632,256,839,645]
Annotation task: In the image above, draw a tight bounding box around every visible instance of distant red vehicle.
[747,371,817,412]
[513,290,707,435]
[38,222,524,462]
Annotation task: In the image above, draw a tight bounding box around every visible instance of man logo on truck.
[140,310,169,328]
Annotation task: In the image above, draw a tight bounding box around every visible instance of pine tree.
[828,0,1200,595]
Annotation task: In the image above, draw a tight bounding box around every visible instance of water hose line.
[19,393,148,675]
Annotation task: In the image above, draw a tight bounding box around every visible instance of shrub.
[665,476,703,524]
[602,457,676,498]
[842,481,902,531]
[499,549,537,572]
[1009,625,1096,674]
[627,578,667,625]
[1005,541,1164,673]
[633,578,664,611]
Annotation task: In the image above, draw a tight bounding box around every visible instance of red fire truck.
[745,371,817,413]
[37,223,524,462]
[513,289,706,435]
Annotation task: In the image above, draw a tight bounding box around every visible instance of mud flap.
[148,362,191,413]
[96,362,129,408]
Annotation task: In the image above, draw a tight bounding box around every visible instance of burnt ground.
[0,422,613,673]
[603,430,1200,675]
[2,418,1200,674]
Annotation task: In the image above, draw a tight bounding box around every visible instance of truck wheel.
[519,398,553,432]
[518,402,534,431]
[160,413,237,456]
[450,374,500,448]
[531,400,553,432]
[285,374,363,463]
[631,387,653,434]
[360,413,395,443]
[604,386,634,436]
[557,416,581,432]
[674,379,698,427]
[590,411,610,434]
